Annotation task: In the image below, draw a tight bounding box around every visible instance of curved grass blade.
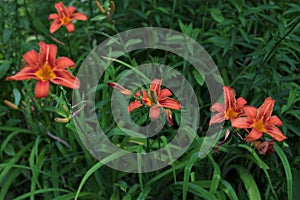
[74,150,128,200]
[230,165,261,200]
[274,144,292,200]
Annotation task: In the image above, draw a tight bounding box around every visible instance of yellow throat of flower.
[35,62,56,81]
[252,119,267,133]
[225,107,239,120]
[61,15,72,25]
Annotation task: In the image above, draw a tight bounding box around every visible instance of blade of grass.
[230,165,261,200]
[183,152,198,200]
[75,150,128,200]
[274,144,292,200]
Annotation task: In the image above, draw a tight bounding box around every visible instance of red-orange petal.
[243,106,257,119]
[55,2,67,16]
[159,88,172,99]
[210,102,224,112]
[67,6,76,13]
[6,66,38,81]
[165,109,173,127]
[51,70,80,89]
[224,86,235,110]
[56,57,75,69]
[159,97,181,110]
[35,81,50,98]
[149,106,161,119]
[257,97,275,121]
[209,112,225,125]
[266,126,287,141]
[50,20,63,34]
[150,79,162,95]
[231,117,252,129]
[65,22,75,33]
[236,97,247,109]
[245,128,262,142]
[39,41,57,67]
[128,100,143,113]
[268,116,282,126]
[72,12,88,20]
[48,13,59,20]
[23,50,39,66]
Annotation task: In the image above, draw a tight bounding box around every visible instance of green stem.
[66,33,73,59]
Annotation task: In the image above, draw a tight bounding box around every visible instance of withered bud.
[4,100,19,110]
[96,0,106,14]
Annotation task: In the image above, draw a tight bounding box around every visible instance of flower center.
[61,15,72,25]
[225,107,239,120]
[35,62,56,82]
[252,119,266,132]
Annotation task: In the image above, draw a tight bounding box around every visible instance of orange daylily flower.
[108,79,181,126]
[135,79,181,120]
[48,2,88,34]
[6,41,80,98]
[209,86,247,125]
[231,97,287,142]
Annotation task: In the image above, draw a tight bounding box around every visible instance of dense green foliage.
[1,0,300,199]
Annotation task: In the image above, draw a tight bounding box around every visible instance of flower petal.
[72,12,88,21]
[35,81,50,98]
[65,22,75,33]
[6,66,38,81]
[209,112,225,125]
[210,102,224,112]
[224,86,236,110]
[48,13,59,20]
[23,50,39,66]
[39,41,57,67]
[56,57,75,69]
[51,70,80,89]
[268,116,282,126]
[236,97,247,108]
[266,126,287,141]
[128,100,143,113]
[67,6,76,13]
[50,20,63,34]
[257,97,275,121]
[165,109,173,127]
[243,106,257,119]
[159,97,181,110]
[231,117,252,129]
[245,128,263,142]
[149,106,161,119]
[142,90,153,106]
[159,88,172,99]
[55,2,67,16]
[150,79,162,95]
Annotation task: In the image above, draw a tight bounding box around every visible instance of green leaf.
[274,144,292,200]
[192,69,205,86]
[75,151,128,200]
[210,8,225,23]
[3,28,13,43]
[0,60,11,79]
[13,88,21,106]
[231,165,261,200]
